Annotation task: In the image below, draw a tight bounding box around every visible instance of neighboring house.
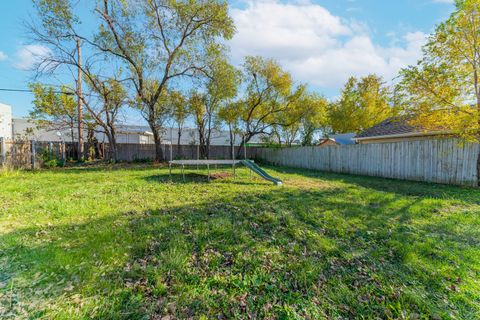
[318,133,357,146]
[12,118,72,142]
[11,117,265,146]
[0,103,12,140]
[2,102,265,146]
[156,127,248,146]
[96,125,154,144]
[97,126,264,146]
[355,117,447,144]
[318,138,337,147]
[331,133,356,145]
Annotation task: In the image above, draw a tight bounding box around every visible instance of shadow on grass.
[144,171,273,186]
[270,165,480,204]
[1,184,479,319]
[33,162,166,175]
[145,173,210,184]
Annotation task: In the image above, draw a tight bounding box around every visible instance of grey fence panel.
[249,139,479,187]
[112,143,262,162]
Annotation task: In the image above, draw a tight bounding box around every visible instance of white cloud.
[0,51,7,61]
[230,0,427,91]
[432,0,454,3]
[14,44,52,71]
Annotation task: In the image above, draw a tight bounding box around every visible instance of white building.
[96,126,264,146]
[11,118,265,146]
[0,103,12,140]
[12,118,73,142]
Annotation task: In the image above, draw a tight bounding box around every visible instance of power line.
[0,88,75,95]
[0,87,120,99]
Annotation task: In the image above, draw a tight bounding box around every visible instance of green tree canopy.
[29,83,78,143]
[329,74,395,134]
[397,0,480,140]
[235,56,306,150]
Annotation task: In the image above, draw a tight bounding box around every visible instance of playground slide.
[241,160,283,186]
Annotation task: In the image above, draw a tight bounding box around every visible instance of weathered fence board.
[250,139,479,187]
[111,143,261,162]
[0,140,69,169]
[0,140,260,167]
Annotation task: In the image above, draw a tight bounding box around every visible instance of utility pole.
[76,38,84,161]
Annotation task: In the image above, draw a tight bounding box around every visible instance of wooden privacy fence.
[3,137,476,187]
[111,143,261,162]
[251,139,480,187]
[0,139,33,169]
[0,138,73,169]
[0,139,261,167]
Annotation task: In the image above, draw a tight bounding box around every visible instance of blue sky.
[0,0,455,120]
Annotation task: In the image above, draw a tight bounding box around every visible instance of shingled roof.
[356,117,422,139]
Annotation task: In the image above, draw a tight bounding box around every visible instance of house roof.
[318,138,337,146]
[116,125,153,135]
[355,117,421,139]
[331,133,356,145]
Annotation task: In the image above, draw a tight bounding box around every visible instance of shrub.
[39,149,58,168]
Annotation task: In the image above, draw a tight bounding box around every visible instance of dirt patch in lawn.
[177,172,233,181]
[210,172,233,180]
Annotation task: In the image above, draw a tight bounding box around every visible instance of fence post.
[0,137,5,167]
[31,140,36,170]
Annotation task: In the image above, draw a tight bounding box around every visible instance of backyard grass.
[1,163,480,319]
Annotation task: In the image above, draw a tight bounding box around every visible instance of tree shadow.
[144,171,275,186]
[268,165,480,204]
[35,162,166,175]
[1,184,478,319]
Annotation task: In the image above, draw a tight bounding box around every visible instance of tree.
[188,91,208,158]
[29,0,235,161]
[29,83,77,145]
[189,54,240,158]
[94,0,235,161]
[169,90,187,147]
[28,0,86,159]
[235,56,306,155]
[272,93,329,147]
[218,102,241,159]
[397,0,480,184]
[299,94,329,146]
[82,76,127,162]
[329,75,395,134]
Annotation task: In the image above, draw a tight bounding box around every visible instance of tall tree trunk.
[177,126,182,158]
[109,125,118,162]
[237,134,252,158]
[149,121,163,162]
[206,129,211,160]
[197,128,207,159]
[206,115,213,160]
[70,125,75,159]
[76,38,84,162]
[229,124,234,160]
[69,130,74,144]
[106,131,118,162]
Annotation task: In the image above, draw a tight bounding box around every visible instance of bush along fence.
[252,139,480,187]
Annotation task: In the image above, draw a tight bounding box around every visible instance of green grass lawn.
[1,164,480,319]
